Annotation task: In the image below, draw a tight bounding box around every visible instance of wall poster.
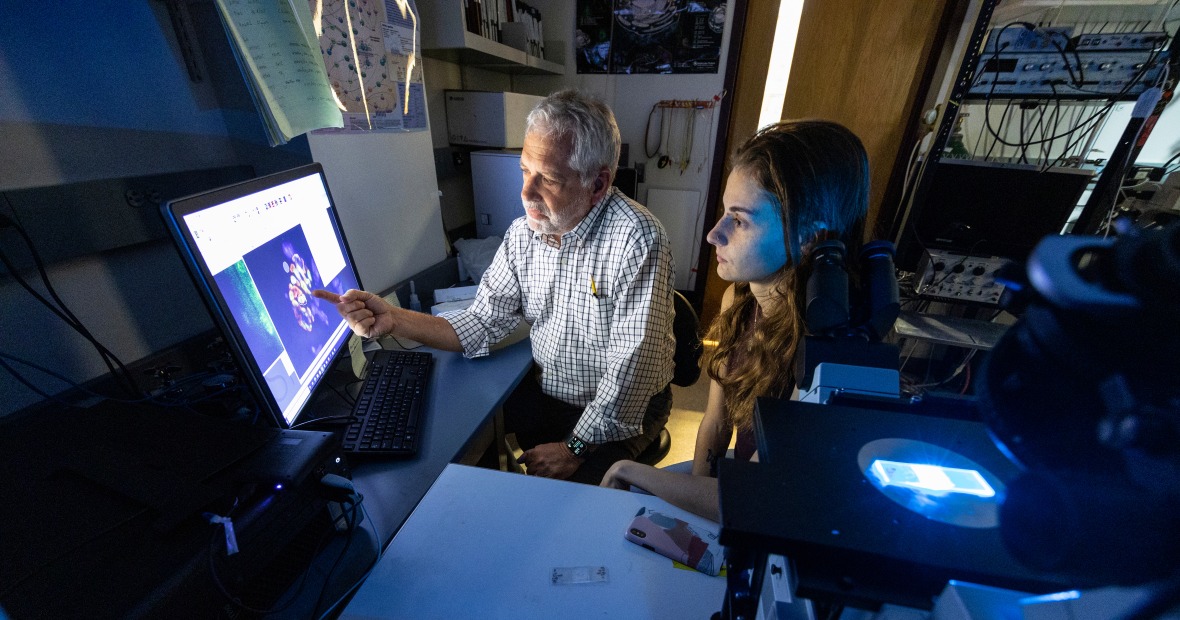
[311,0,427,132]
[575,0,727,75]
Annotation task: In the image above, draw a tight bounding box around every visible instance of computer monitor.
[912,159,1093,260]
[161,163,360,428]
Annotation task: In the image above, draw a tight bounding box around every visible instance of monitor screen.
[161,163,360,428]
[913,159,1094,260]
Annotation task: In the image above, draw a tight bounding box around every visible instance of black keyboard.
[343,349,433,456]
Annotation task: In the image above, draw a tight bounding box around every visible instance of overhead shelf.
[418,1,564,75]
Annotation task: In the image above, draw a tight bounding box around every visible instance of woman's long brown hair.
[704,120,870,431]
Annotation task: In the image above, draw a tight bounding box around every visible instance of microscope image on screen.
[243,225,334,378]
[284,248,324,333]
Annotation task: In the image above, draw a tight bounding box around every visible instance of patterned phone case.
[624,507,723,576]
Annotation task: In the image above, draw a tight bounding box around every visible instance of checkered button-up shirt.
[443,187,676,444]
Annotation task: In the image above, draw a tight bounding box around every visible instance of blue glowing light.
[869,459,996,498]
[1024,590,1082,603]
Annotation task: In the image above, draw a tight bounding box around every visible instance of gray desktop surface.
[350,339,533,540]
[267,338,534,618]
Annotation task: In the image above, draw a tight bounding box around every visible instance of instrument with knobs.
[914,249,1009,305]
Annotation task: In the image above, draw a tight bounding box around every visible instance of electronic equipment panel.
[970,27,1169,100]
[912,159,1093,262]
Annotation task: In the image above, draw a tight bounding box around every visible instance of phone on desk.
[624,507,724,576]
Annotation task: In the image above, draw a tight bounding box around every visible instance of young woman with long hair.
[601,120,870,520]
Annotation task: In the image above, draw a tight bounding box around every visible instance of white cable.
[1122,180,1163,191]
[1020,101,1039,163]
[1077,101,1114,165]
[1158,0,1180,31]
[910,349,977,389]
[900,133,925,197]
[973,103,989,158]
[893,130,935,248]
[698,101,718,176]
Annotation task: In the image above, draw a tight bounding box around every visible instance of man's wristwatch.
[565,435,591,458]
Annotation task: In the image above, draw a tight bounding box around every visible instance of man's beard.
[524,199,578,235]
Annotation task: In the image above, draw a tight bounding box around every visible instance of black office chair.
[635,291,702,466]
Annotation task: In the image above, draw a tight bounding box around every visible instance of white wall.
[422,0,737,288]
[524,1,735,291]
[0,2,447,415]
[0,1,737,413]
[0,3,267,415]
[308,131,448,294]
[515,1,734,183]
[1092,99,1180,167]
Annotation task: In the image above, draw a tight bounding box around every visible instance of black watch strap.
[565,435,589,458]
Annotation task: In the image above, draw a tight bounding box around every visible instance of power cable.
[0,199,141,396]
[311,494,362,616]
[206,487,357,616]
[0,355,60,403]
[315,501,382,620]
[974,25,1164,155]
[680,107,695,174]
[0,350,245,412]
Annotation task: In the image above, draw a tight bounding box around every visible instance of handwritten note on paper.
[214,0,343,145]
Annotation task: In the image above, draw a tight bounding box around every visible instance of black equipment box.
[718,399,1084,611]
[0,401,348,618]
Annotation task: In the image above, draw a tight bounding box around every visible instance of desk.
[0,337,534,618]
[341,464,728,620]
[349,339,533,542]
[271,339,534,617]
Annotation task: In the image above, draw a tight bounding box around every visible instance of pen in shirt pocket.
[589,276,599,297]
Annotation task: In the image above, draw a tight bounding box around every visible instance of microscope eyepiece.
[805,240,850,335]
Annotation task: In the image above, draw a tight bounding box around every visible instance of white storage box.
[445,90,543,148]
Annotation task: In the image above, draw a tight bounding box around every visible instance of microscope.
[794,238,902,404]
[717,221,1180,620]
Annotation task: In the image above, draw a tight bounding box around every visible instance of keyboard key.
[346,349,432,455]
